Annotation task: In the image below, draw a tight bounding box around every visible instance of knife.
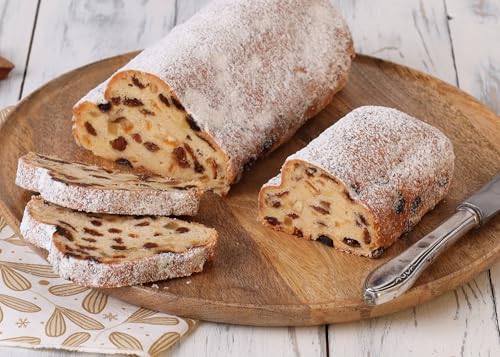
[363,174,500,305]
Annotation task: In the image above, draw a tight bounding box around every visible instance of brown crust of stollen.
[259,106,455,258]
[15,152,202,216]
[20,198,217,288]
[72,0,355,194]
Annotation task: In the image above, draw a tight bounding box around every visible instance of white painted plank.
[332,0,457,84]
[0,0,38,107]
[21,0,176,96]
[328,1,500,355]
[446,0,500,114]
[446,0,500,333]
[169,323,326,357]
[328,274,500,356]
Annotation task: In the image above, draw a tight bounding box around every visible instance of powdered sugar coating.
[264,106,455,244]
[76,0,354,183]
[20,198,216,288]
[16,153,201,216]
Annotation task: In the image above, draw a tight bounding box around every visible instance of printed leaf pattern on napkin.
[0,216,196,356]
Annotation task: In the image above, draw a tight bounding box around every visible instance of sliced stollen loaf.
[72,0,354,194]
[20,196,217,288]
[16,152,202,216]
[259,106,455,258]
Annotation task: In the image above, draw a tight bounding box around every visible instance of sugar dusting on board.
[76,0,354,179]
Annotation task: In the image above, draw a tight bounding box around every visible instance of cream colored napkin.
[0,107,198,356]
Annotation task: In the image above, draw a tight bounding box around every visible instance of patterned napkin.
[0,107,198,356]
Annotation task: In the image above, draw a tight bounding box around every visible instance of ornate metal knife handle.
[363,174,500,305]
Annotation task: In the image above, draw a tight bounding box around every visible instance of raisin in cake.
[72,0,354,194]
[16,152,202,216]
[259,106,455,258]
[20,196,217,288]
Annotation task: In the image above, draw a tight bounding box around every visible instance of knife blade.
[363,174,500,305]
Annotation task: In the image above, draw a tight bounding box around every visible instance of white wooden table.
[0,0,499,356]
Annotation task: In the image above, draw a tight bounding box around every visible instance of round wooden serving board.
[0,53,499,326]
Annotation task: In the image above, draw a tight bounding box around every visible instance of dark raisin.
[371,247,385,259]
[293,227,303,237]
[115,158,133,168]
[171,96,185,110]
[109,228,122,233]
[84,122,97,136]
[305,167,317,177]
[264,216,280,226]
[113,238,124,244]
[140,108,155,116]
[310,205,329,215]
[112,255,126,259]
[343,237,361,247]
[243,158,256,171]
[144,242,159,249]
[122,97,144,106]
[363,229,371,244]
[287,213,299,219]
[350,181,361,194]
[128,233,138,238]
[194,162,205,173]
[172,147,190,168]
[158,93,170,106]
[111,245,127,250]
[110,136,128,151]
[318,235,334,247]
[82,238,96,243]
[97,102,111,112]
[56,226,74,241]
[410,196,421,213]
[272,201,281,208]
[261,138,274,155]
[111,96,121,105]
[132,76,145,89]
[144,142,160,152]
[183,143,204,173]
[176,227,189,233]
[131,133,142,143]
[64,252,83,259]
[135,221,150,227]
[77,244,97,251]
[83,228,103,236]
[90,220,102,227]
[186,114,201,131]
[393,193,405,214]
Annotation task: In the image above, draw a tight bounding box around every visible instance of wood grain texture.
[0,0,38,107]
[21,0,176,96]
[0,52,498,326]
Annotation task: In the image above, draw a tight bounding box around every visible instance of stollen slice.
[20,196,217,288]
[16,152,202,216]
